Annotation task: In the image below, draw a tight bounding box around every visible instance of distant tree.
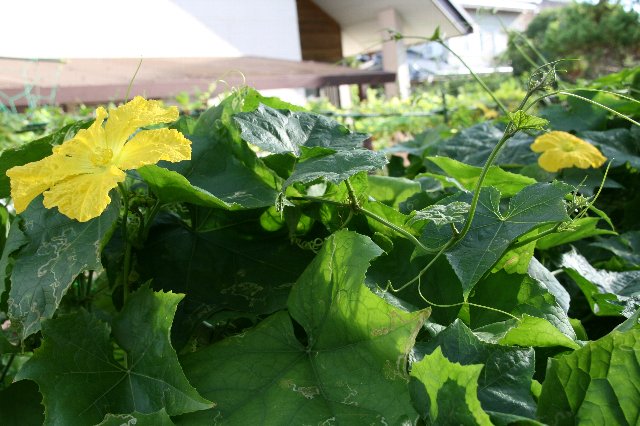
[506,1,640,79]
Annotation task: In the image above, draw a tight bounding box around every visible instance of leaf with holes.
[15,287,212,425]
[6,196,118,339]
[177,230,427,425]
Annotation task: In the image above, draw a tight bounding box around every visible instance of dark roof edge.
[432,0,474,36]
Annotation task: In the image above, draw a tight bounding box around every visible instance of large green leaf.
[234,104,369,155]
[410,346,493,425]
[561,248,640,316]
[137,210,314,349]
[415,320,537,421]
[430,122,539,167]
[528,257,571,313]
[7,196,118,339]
[178,230,427,425]
[16,287,212,425]
[283,147,387,190]
[538,329,640,425]
[0,380,44,426]
[421,182,571,294]
[536,217,616,250]
[475,315,580,350]
[145,89,282,209]
[580,127,640,169]
[468,270,576,340]
[422,156,536,197]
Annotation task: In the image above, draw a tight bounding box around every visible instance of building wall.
[296,0,343,63]
[0,0,302,61]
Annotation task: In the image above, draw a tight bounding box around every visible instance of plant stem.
[358,208,437,254]
[117,183,133,305]
[0,353,16,385]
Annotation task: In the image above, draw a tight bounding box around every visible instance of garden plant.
[0,33,640,425]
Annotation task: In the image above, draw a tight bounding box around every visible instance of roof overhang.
[310,0,474,56]
[0,57,396,107]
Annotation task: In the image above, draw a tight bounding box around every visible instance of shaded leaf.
[538,329,640,425]
[7,196,118,339]
[16,287,212,426]
[581,127,640,169]
[561,248,640,316]
[179,230,426,425]
[410,346,492,425]
[0,380,44,426]
[367,175,421,209]
[528,257,571,313]
[468,270,576,340]
[591,230,640,268]
[415,320,537,421]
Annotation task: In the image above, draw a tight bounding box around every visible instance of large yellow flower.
[7,96,191,222]
[531,131,607,173]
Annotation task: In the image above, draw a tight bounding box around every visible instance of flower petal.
[42,166,125,222]
[532,131,607,172]
[104,97,179,154]
[115,128,191,170]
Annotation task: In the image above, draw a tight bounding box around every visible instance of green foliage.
[16,287,212,425]
[1,68,639,425]
[507,2,640,78]
[538,329,640,424]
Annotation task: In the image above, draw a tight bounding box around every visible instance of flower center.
[560,141,577,152]
[90,148,114,166]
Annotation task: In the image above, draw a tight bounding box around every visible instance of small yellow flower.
[7,96,191,222]
[531,131,607,173]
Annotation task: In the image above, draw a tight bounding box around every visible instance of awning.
[0,57,396,108]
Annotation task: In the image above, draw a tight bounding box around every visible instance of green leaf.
[561,248,640,316]
[415,320,537,421]
[367,175,421,209]
[410,346,493,425]
[7,196,118,339]
[16,287,212,426]
[234,104,369,155]
[0,120,91,198]
[508,110,549,131]
[591,230,640,268]
[423,156,536,197]
[150,90,281,209]
[538,329,640,425]
[411,201,470,227]
[178,230,427,425]
[138,165,237,209]
[476,315,580,350]
[283,147,387,190]
[528,257,571,313]
[0,220,29,303]
[424,182,571,294]
[468,270,576,340]
[431,122,539,167]
[137,210,314,349]
[492,240,536,274]
[581,127,640,169]
[0,380,44,426]
[97,409,174,426]
[539,95,608,132]
[536,217,616,250]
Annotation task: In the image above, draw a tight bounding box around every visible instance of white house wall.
[0,0,302,61]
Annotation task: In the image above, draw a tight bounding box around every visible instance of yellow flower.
[531,131,607,173]
[7,96,191,222]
